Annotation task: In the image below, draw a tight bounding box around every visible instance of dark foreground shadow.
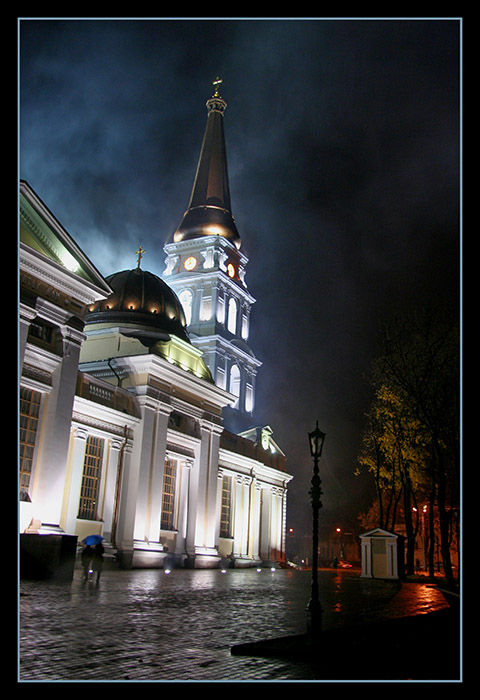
[232,607,461,681]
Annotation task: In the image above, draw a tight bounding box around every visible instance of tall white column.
[189,420,222,562]
[113,440,136,558]
[281,489,288,560]
[175,459,193,556]
[186,455,198,557]
[233,475,243,558]
[233,476,251,558]
[144,406,171,545]
[34,320,86,528]
[131,396,158,543]
[214,470,223,547]
[101,437,123,544]
[272,487,283,559]
[204,424,222,553]
[260,486,272,561]
[242,476,252,557]
[248,480,262,561]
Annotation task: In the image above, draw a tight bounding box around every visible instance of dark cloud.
[19,18,461,533]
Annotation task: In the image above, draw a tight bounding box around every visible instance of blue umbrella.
[82,534,104,546]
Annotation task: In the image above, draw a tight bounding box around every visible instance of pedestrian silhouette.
[91,543,104,584]
[81,545,93,581]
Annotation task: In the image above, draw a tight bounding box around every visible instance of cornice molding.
[20,243,108,306]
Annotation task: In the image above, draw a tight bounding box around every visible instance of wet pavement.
[19,567,461,683]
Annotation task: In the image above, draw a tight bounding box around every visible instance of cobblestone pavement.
[19,567,457,683]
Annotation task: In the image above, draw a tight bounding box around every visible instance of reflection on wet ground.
[314,570,447,629]
[19,567,455,682]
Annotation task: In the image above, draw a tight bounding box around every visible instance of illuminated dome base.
[173,205,241,250]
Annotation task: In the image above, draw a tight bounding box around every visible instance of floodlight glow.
[60,250,79,272]
[206,224,224,236]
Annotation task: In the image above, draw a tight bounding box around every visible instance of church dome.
[85,266,190,343]
[173,204,241,250]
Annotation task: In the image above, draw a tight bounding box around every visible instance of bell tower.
[163,79,261,431]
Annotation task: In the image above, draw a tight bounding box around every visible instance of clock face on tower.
[184,256,197,271]
[227,263,235,278]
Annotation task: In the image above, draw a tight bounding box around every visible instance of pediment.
[20,180,111,295]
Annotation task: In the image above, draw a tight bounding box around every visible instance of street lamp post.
[307,421,326,641]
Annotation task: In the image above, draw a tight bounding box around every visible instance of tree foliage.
[357,307,460,584]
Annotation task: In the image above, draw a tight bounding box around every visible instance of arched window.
[227,297,237,334]
[179,289,193,325]
[229,364,241,409]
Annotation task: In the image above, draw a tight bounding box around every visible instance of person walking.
[91,543,104,584]
[81,545,93,581]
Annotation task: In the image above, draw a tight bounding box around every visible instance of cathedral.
[19,80,293,571]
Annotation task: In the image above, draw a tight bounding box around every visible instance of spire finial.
[212,76,222,97]
[136,245,146,268]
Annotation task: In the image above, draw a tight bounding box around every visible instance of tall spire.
[173,78,241,249]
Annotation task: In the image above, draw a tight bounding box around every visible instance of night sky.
[18,18,461,538]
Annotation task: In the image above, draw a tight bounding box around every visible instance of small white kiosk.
[360,528,404,580]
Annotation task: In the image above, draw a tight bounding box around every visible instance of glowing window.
[220,475,233,538]
[19,387,41,499]
[227,298,237,334]
[241,313,249,340]
[161,458,177,530]
[216,296,225,324]
[78,435,104,520]
[245,384,254,413]
[229,364,241,408]
[179,289,193,325]
[200,295,212,321]
[216,366,226,389]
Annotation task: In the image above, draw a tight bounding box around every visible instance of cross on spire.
[212,76,222,97]
[136,245,146,268]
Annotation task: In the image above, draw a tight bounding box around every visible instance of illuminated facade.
[18,84,292,570]
[19,181,112,534]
